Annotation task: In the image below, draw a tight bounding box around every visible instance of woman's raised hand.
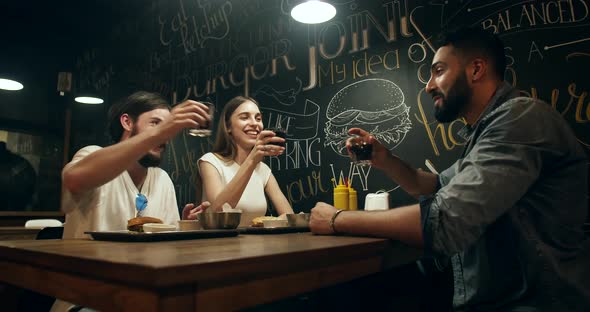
[250,129,285,162]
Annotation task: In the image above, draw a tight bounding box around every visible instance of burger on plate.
[324,79,411,156]
[127,216,163,232]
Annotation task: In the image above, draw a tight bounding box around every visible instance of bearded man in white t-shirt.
[60,91,211,239]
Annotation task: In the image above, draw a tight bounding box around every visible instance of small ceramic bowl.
[177,220,202,231]
[142,223,176,233]
[263,219,289,228]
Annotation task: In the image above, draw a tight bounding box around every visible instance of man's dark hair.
[437,26,506,80]
[107,91,171,142]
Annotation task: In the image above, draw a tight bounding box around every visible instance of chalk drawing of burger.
[324,79,412,156]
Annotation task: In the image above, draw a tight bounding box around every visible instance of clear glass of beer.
[187,101,215,137]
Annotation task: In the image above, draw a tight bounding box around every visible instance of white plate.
[142,223,176,232]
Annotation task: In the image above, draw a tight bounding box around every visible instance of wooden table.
[0,233,420,311]
[0,226,41,240]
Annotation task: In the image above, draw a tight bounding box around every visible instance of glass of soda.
[348,136,372,165]
[266,127,287,147]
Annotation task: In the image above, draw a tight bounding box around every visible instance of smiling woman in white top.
[198,96,294,226]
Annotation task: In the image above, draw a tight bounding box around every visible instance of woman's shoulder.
[200,152,221,161]
[255,161,272,175]
[199,152,215,161]
[200,152,233,166]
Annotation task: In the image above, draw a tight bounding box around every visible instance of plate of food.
[85,216,239,242]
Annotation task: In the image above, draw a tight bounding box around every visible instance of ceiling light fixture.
[0,78,24,91]
[75,96,104,104]
[291,0,336,24]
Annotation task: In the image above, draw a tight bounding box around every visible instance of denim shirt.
[420,82,589,311]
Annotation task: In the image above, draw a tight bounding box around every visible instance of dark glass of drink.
[349,137,372,165]
[267,128,287,147]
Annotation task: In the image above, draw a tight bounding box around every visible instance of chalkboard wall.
[70,0,590,213]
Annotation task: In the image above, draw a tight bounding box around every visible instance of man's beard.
[130,126,163,168]
[138,153,161,168]
[433,72,471,123]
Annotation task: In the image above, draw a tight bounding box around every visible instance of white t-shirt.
[54,145,181,312]
[199,152,271,227]
[61,145,180,239]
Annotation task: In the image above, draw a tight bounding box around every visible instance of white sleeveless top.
[198,152,271,227]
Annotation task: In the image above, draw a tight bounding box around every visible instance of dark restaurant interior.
[1,0,589,311]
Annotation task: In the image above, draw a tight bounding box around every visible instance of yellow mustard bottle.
[333,178,349,210]
[348,186,357,210]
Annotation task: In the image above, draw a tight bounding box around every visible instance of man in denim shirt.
[310,27,589,311]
